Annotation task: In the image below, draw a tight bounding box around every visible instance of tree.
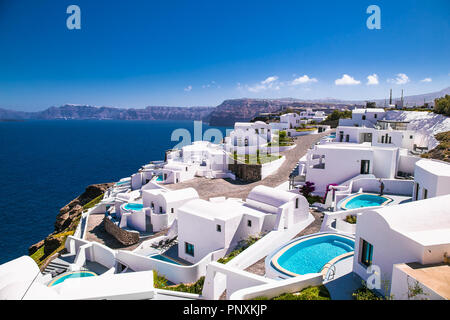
[300,181,315,198]
[434,95,450,116]
[366,101,377,108]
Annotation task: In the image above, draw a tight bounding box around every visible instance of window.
[163,173,167,180]
[295,198,299,209]
[171,208,174,213]
[374,114,377,119]
[159,206,163,213]
[255,129,259,134]
[185,242,194,256]
[362,115,366,120]
[423,188,428,200]
[360,160,370,174]
[345,135,349,142]
[360,239,373,267]
[216,224,221,232]
[151,202,154,209]
[415,183,420,201]
[247,220,252,227]
[186,167,188,171]
[410,135,413,139]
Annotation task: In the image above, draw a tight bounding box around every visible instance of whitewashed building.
[177,186,310,264]
[339,108,386,128]
[412,159,450,201]
[353,194,450,299]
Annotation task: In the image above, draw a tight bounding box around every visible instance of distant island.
[1,87,449,126]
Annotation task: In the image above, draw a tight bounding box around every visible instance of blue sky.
[0,0,449,111]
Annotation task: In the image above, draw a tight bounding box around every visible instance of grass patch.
[255,285,331,300]
[83,193,104,210]
[352,285,383,300]
[217,236,260,264]
[295,127,317,132]
[153,271,204,294]
[233,153,282,165]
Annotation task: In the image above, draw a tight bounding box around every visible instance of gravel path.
[165,132,328,200]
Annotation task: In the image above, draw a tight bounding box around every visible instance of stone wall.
[104,216,140,246]
[228,163,262,182]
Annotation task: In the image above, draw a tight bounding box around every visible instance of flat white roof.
[416,159,450,177]
[374,194,450,246]
[353,108,385,113]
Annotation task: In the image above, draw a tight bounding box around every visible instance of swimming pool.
[339,193,393,210]
[149,254,181,265]
[123,203,144,211]
[115,180,130,186]
[47,271,97,287]
[267,233,354,278]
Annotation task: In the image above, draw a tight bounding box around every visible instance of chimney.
[389,89,392,105]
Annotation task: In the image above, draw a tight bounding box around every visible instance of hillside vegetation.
[421,131,450,162]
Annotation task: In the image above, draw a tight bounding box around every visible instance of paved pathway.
[165,132,328,200]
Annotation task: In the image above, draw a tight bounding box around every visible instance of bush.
[255,286,331,300]
[300,181,315,198]
[352,285,382,300]
[217,236,260,264]
[345,215,357,224]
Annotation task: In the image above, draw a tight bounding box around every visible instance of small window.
[360,239,373,267]
[410,135,413,139]
[159,206,163,213]
[362,115,366,120]
[423,188,428,200]
[171,208,174,213]
[247,220,252,227]
[295,198,299,209]
[374,114,377,119]
[151,202,154,209]
[216,224,221,232]
[185,242,194,257]
[186,167,188,171]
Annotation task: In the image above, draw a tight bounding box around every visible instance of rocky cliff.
[28,183,113,269]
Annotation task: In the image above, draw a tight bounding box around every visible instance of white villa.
[353,194,450,299]
[413,159,450,201]
[224,121,273,155]
[177,185,310,264]
[339,108,386,128]
[299,142,419,194]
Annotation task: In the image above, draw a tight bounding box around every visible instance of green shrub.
[218,236,260,264]
[83,193,104,210]
[255,286,331,300]
[352,285,382,300]
[345,215,357,224]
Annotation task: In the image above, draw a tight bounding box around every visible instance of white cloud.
[184,85,192,92]
[247,76,280,93]
[388,73,410,85]
[420,78,432,83]
[366,74,379,85]
[261,76,278,84]
[335,74,361,85]
[291,75,318,85]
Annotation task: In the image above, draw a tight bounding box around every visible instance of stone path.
[165,132,328,200]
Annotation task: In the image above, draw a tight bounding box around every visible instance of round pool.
[123,203,144,211]
[339,193,393,210]
[47,271,97,287]
[267,233,355,278]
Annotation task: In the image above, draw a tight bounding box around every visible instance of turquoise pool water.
[340,193,391,210]
[116,180,130,186]
[156,175,163,181]
[273,235,354,276]
[48,271,96,287]
[149,254,181,265]
[124,203,144,211]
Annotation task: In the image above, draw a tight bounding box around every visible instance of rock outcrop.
[28,182,113,256]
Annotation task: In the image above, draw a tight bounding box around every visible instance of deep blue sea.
[0,120,231,264]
